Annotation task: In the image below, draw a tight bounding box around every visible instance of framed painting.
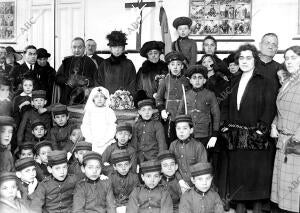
[189,0,252,36]
[0,0,17,43]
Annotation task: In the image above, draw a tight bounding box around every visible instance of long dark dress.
[136,60,168,98]
[221,68,276,201]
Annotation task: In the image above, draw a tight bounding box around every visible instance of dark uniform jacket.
[17,108,51,146]
[172,37,197,67]
[35,162,50,182]
[0,62,12,79]
[12,95,32,125]
[0,99,12,117]
[109,171,139,207]
[102,142,137,175]
[55,55,97,104]
[178,88,220,138]
[30,174,78,213]
[136,60,168,98]
[126,184,173,213]
[132,118,167,163]
[160,175,182,212]
[50,120,76,150]
[179,187,224,213]
[0,144,14,172]
[95,54,136,96]
[73,178,116,213]
[156,73,190,121]
[169,137,207,186]
[68,159,85,181]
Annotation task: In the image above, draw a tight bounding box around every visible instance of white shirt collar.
[25,61,34,70]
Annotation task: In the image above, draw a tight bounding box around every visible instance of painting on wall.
[0,0,16,43]
[190,0,252,36]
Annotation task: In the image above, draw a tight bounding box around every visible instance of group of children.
[0,15,229,213]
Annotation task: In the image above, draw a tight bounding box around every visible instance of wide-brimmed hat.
[5,46,22,61]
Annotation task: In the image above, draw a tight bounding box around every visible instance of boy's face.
[0,180,17,201]
[0,125,13,146]
[176,122,193,141]
[177,25,190,38]
[141,171,161,189]
[113,161,131,176]
[32,125,46,138]
[190,73,206,89]
[228,62,239,74]
[74,150,89,164]
[201,56,214,71]
[110,46,124,57]
[203,39,216,55]
[161,158,178,177]
[69,128,82,143]
[31,98,47,109]
[23,80,33,95]
[48,163,68,181]
[147,49,160,63]
[20,149,34,159]
[93,93,106,107]
[37,146,52,163]
[0,85,10,99]
[37,57,48,67]
[82,159,101,181]
[53,114,68,127]
[138,105,153,120]
[17,165,36,183]
[168,60,183,76]
[191,173,213,193]
[116,130,131,146]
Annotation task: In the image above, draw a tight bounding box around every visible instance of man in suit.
[9,45,39,93]
[85,39,104,69]
[55,37,98,105]
[0,46,13,79]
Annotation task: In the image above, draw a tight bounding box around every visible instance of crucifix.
[125,0,156,50]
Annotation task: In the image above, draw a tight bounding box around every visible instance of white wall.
[5,0,300,68]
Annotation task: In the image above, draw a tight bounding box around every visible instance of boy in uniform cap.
[49,103,76,150]
[156,51,190,145]
[31,118,48,143]
[68,141,92,180]
[30,150,79,213]
[17,90,51,145]
[178,65,220,148]
[158,150,182,212]
[108,150,139,211]
[95,30,136,95]
[132,99,167,164]
[17,141,34,159]
[169,115,207,193]
[73,151,116,212]
[179,162,224,213]
[15,157,38,201]
[102,123,137,175]
[0,172,33,213]
[127,159,173,213]
[137,41,168,99]
[0,116,16,172]
[172,16,197,67]
[34,140,53,181]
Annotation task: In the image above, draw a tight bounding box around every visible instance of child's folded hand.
[100,174,108,180]
[161,110,169,120]
[103,162,110,166]
[179,179,190,193]
[207,137,217,148]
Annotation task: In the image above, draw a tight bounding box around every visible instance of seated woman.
[137,41,168,99]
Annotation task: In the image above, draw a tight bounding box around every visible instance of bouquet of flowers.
[110,90,135,110]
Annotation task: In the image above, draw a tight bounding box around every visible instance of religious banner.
[0,0,16,43]
[189,0,252,36]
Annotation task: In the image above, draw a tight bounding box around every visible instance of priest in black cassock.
[95,31,136,96]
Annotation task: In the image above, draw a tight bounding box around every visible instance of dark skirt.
[226,146,275,200]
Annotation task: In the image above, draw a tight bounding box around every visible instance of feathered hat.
[106,31,128,46]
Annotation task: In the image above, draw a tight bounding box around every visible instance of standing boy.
[172,17,197,67]
[132,99,167,163]
[169,115,207,193]
[126,159,173,213]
